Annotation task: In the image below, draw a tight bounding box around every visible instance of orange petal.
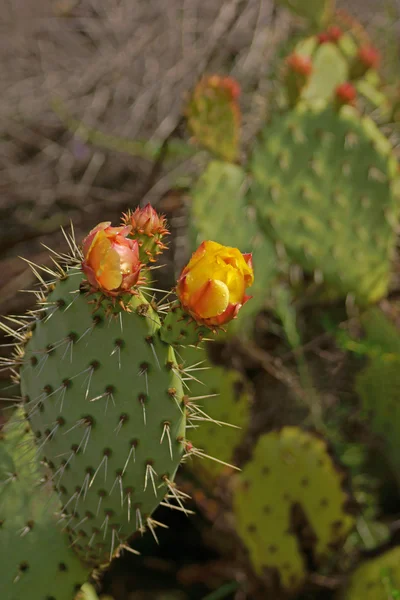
[89,231,122,290]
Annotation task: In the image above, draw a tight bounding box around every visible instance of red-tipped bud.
[318,26,343,45]
[207,75,241,100]
[327,26,343,42]
[82,223,142,296]
[122,204,169,263]
[335,82,357,106]
[286,53,313,77]
[358,45,381,70]
[317,32,330,45]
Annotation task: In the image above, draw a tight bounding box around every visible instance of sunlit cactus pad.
[250,103,400,303]
[340,546,400,600]
[19,269,186,565]
[182,344,251,484]
[275,0,333,27]
[0,410,90,600]
[298,41,348,103]
[233,427,354,593]
[185,75,241,162]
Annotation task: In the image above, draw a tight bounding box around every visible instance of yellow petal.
[190,279,230,318]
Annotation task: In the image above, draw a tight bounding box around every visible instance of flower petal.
[189,278,230,319]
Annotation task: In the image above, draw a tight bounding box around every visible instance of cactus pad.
[19,269,186,565]
[0,410,90,600]
[250,103,400,303]
[186,75,241,162]
[275,0,333,27]
[182,344,251,484]
[302,43,348,103]
[340,546,400,600]
[233,427,354,593]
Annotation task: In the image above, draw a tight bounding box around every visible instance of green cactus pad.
[186,75,241,162]
[233,427,354,593]
[19,270,186,565]
[189,160,277,332]
[0,410,90,600]
[302,43,348,103]
[340,546,400,600]
[275,0,333,27]
[181,344,251,484]
[355,308,400,486]
[250,103,400,304]
[159,304,210,346]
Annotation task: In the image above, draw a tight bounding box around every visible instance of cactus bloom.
[82,222,142,295]
[177,241,253,327]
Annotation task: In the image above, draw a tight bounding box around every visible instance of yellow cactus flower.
[177,240,254,327]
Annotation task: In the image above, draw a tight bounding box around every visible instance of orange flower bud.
[82,222,142,296]
[177,241,254,327]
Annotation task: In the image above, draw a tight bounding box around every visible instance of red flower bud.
[317,32,330,45]
[327,26,343,42]
[358,45,380,70]
[286,53,313,77]
[82,222,142,296]
[335,82,357,106]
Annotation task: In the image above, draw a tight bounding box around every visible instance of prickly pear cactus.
[189,160,277,331]
[250,103,400,304]
[182,344,251,484]
[18,268,186,565]
[287,26,384,110]
[0,410,91,600]
[355,308,400,487]
[233,428,355,594]
[339,546,400,600]
[185,75,241,163]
